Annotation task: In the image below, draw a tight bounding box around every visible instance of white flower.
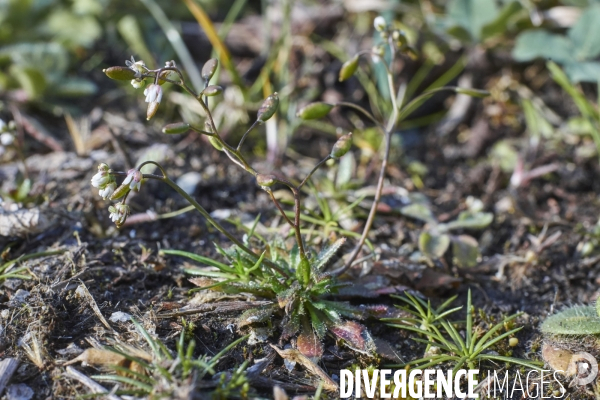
[0,133,14,146]
[131,79,146,89]
[108,204,130,227]
[91,163,111,188]
[122,169,142,191]
[144,84,162,104]
[99,181,117,200]
[125,56,146,79]
[374,16,387,32]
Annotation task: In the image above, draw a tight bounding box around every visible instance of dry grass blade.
[21,332,44,369]
[75,283,114,332]
[64,366,122,400]
[157,300,272,318]
[269,345,338,393]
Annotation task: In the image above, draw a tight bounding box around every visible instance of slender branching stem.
[237,120,260,151]
[298,156,331,190]
[116,162,291,278]
[335,55,400,276]
[335,102,384,129]
[268,190,295,227]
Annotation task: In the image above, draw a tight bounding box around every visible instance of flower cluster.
[90,163,117,200]
[108,203,130,228]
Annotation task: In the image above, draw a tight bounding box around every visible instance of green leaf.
[512,31,573,64]
[161,249,234,273]
[9,65,46,99]
[452,235,480,268]
[564,61,600,83]
[400,203,436,224]
[445,211,493,230]
[53,78,97,97]
[480,1,522,40]
[446,0,499,41]
[46,10,102,49]
[313,238,346,271]
[568,4,600,61]
[419,232,450,259]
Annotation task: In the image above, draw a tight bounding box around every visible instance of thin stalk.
[268,190,295,227]
[237,120,260,151]
[298,156,331,190]
[135,162,289,278]
[334,59,399,276]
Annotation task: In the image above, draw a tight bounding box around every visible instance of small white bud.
[0,133,14,146]
[374,16,387,32]
[131,79,146,89]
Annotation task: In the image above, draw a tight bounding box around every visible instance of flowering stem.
[237,120,260,151]
[130,161,290,278]
[298,156,331,190]
[334,55,399,276]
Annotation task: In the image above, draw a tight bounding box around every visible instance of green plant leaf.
[9,65,46,99]
[400,203,436,224]
[419,232,450,259]
[568,4,600,61]
[446,0,499,41]
[161,249,234,273]
[445,211,493,230]
[313,238,346,271]
[512,31,573,64]
[541,305,600,335]
[480,0,522,40]
[564,61,600,83]
[452,235,480,268]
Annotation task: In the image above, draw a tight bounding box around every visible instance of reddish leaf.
[329,321,375,355]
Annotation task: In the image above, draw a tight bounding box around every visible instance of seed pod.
[110,184,131,201]
[147,101,160,120]
[103,66,137,81]
[256,174,277,187]
[339,56,359,82]
[162,122,190,134]
[296,102,334,120]
[208,136,224,151]
[455,87,490,98]
[330,133,353,159]
[203,85,223,97]
[202,59,219,81]
[257,93,279,123]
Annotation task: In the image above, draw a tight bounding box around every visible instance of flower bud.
[109,204,130,228]
[296,102,334,120]
[339,56,359,82]
[330,133,353,159]
[131,79,146,89]
[256,174,277,187]
[203,85,223,97]
[162,122,191,134]
[110,184,131,200]
[208,136,224,151]
[202,58,219,81]
[374,16,387,32]
[147,101,160,120]
[103,66,137,81]
[257,93,279,123]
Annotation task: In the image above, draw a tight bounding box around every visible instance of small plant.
[0,248,66,284]
[400,196,493,267]
[93,15,488,385]
[513,4,600,83]
[384,290,540,372]
[91,319,251,398]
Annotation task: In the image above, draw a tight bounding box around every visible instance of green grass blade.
[162,249,234,273]
[92,375,153,392]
